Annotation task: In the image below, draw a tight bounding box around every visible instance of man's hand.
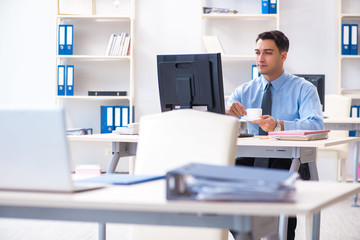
[252,115,277,132]
[226,102,246,117]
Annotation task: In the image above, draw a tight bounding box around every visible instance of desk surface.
[68,134,139,142]
[68,134,360,148]
[324,118,360,124]
[0,180,359,217]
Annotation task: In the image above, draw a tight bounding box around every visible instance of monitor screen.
[295,74,325,111]
[157,53,225,114]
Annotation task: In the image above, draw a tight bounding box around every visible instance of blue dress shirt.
[227,71,323,135]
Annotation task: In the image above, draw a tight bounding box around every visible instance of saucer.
[241,116,261,121]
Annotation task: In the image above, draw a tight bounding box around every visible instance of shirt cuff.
[283,120,295,130]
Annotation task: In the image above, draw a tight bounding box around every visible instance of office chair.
[129,109,240,240]
[318,94,351,181]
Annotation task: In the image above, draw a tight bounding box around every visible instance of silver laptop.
[0,106,103,192]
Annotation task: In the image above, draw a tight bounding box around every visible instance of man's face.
[255,39,287,80]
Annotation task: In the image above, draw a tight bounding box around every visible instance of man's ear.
[281,51,287,62]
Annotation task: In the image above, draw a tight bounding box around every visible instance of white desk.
[324,118,360,207]
[68,134,360,240]
[0,180,359,240]
[69,134,138,173]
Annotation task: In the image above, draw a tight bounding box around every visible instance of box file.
[121,106,130,127]
[66,25,73,55]
[350,105,359,118]
[58,25,66,55]
[57,65,65,96]
[101,105,133,133]
[114,106,122,129]
[252,64,260,79]
[349,105,359,136]
[101,106,114,134]
[269,0,277,14]
[66,65,74,96]
[350,24,358,55]
[342,24,351,55]
[262,0,269,14]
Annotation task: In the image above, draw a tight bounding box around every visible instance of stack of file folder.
[166,163,299,202]
[268,129,330,141]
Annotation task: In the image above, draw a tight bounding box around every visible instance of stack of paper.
[166,163,299,202]
[268,129,330,141]
[202,36,225,55]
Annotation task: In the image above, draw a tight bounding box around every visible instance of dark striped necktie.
[259,82,272,136]
[255,82,272,168]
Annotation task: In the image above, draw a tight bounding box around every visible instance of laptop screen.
[0,106,74,192]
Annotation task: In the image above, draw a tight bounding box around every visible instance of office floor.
[0,195,359,240]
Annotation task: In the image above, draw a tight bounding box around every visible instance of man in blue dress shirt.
[226,30,323,240]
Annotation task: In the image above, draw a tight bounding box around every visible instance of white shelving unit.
[56,0,135,133]
[200,0,280,98]
[337,0,360,97]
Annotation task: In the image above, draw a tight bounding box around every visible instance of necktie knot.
[265,82,272,91]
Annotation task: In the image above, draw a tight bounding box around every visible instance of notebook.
[268,129,330,141]
[0,106,104,192]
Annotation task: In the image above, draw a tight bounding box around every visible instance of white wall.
[0,1,56,106]
[0,0,341,172]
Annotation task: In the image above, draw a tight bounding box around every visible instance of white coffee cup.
[246,108,262,120]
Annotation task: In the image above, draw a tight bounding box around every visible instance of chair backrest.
[324,94,351,118]
[130,109,240,240]
[323,94,352,153]
[134,109,240,175]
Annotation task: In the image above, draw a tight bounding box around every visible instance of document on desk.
[77,174,164,185]
[268,129,330,141]
[166,163,299,202]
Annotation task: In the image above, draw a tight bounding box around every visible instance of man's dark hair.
[256,30,289,52]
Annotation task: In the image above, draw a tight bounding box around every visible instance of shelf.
[57,15,131,20]
[221,54,255,60]
[340,89,360,98]
[56,96,131,100]
[56,55,131,60]
[341,14,360,18]
[340,55,360,59]
[202,13,278,19]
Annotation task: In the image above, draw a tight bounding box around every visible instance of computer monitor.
[157,53,225,114]
[295,74,325,111]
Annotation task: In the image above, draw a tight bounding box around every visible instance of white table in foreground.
[68,134,360,240]
[0,180,359,240]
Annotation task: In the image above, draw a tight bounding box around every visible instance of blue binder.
[349,105,359,136]
[121,106,130,127]
[57,65,65,96]
[58,25,66,55]
[342,24,351,55]
[252,64,260,79]
[350,24,358,55]
[77,174,164,185]
[65,25,73,55]
[262,0,269,14]
[269,0,277,14]
[101,106,114,134]
[114,106,122,129]
[66,65,74,96]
